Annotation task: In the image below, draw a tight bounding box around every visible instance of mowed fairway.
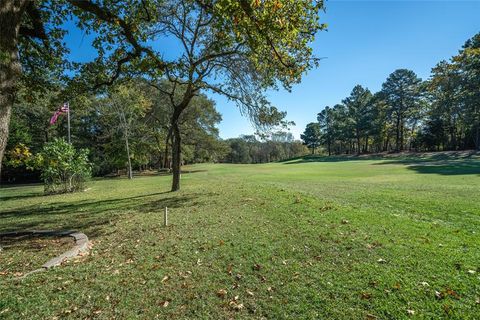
[1,154,479,319]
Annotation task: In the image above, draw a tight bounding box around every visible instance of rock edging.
[0,230,90,278]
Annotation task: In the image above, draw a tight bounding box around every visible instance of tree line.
[301,32,480,155]
[223,133,308,164]
[3,79,307,183]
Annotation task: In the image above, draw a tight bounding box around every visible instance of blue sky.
[65,1,480,140]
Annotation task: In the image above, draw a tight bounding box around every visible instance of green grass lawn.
[1,153,479,319]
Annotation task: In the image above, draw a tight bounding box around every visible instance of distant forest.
[301,32,480,155]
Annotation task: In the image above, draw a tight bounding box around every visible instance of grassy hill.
[1,153,479,319]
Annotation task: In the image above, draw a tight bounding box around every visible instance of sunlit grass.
[1,153,479,319]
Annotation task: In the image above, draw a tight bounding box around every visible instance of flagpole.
[67,102,71,144]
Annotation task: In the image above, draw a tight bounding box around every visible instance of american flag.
[60,102,69,113]
[49,102,69,125]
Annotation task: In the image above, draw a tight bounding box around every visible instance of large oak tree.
[146,0,325,190]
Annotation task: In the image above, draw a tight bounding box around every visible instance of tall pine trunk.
[475,105,480,151]
[356,130,361,155]
[395,115,401,152]
[0,0,26,180]
[475,122,480,151]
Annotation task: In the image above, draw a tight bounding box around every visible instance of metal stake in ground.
[164,207,168,226]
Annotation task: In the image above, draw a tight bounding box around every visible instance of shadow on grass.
[0,192,45,202]
[373,159,480,175]
[0,191,202,236]
[281,154,385,164]
[282,151,479,167]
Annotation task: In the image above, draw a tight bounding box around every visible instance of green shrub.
[38,139,91,194]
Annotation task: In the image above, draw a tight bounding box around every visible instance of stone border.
[0,230,90,278]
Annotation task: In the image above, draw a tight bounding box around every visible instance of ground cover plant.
[1,152,479,319]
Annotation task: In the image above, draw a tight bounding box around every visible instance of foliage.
[5,143,34,169]
[37,138,91,194]
[301,122,322,154]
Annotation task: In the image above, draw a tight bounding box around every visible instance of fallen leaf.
[377,258,386,264]
[407,309,415,316]
[252,263,262,271]
[216,289,227,298]
[246,290,254,297]
[341,219,349,224]
[361,292,372,300]
[227,264,233,275]
[229,301,244,311]
[162,301,169,308]
[445,288,460,299]
[161,275,169,283]
[366,314,377,320]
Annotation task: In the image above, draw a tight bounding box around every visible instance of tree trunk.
[124,134,133,179]
[169,87,195,191]
[395,115,401,152]
[0,0,26,181]
[153,132,163,169]
[475,105,480,151]
[163,127,172,169]
[171,122,181,191]
[356,132,361,155]
[400,119,404,151]
[475,121,480,151]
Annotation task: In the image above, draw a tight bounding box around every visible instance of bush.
[38,139,91,194]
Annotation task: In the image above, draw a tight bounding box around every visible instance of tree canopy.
[301,32,480,155]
